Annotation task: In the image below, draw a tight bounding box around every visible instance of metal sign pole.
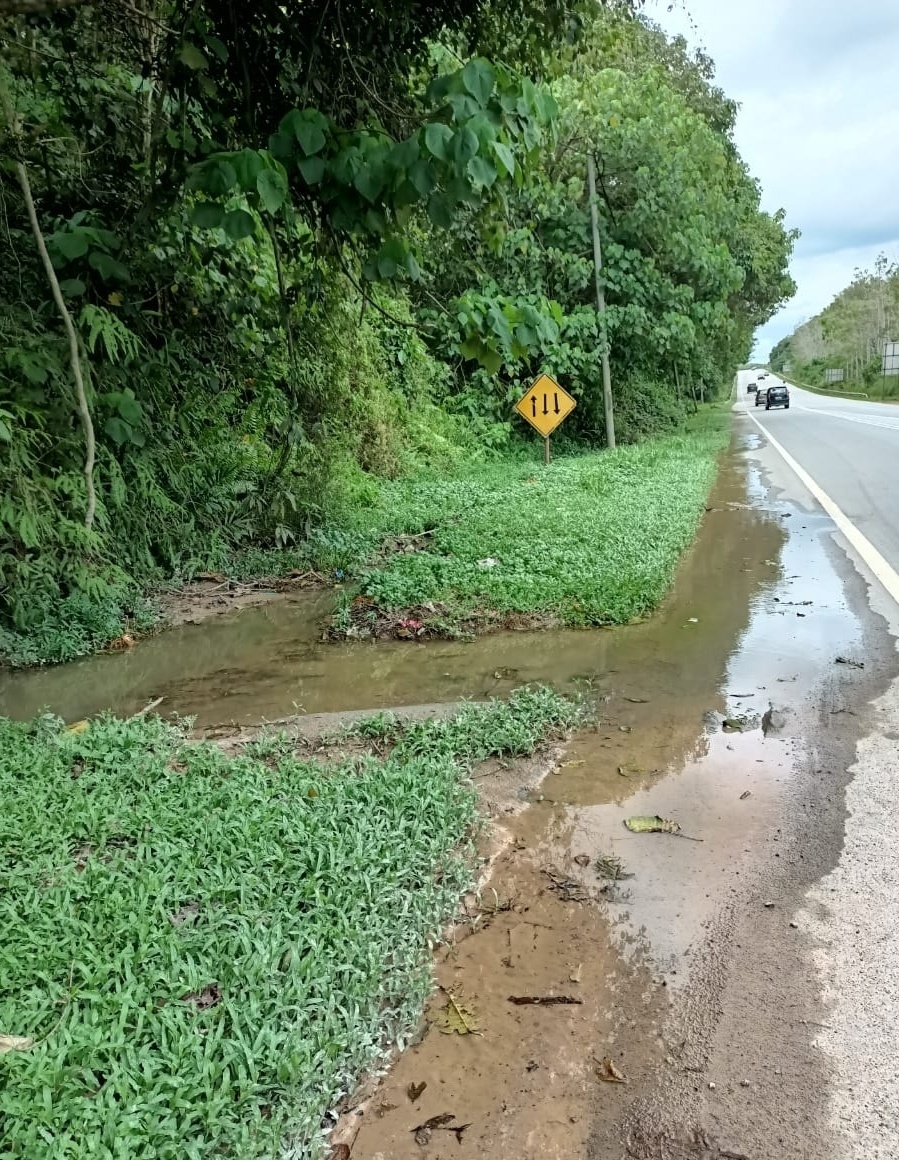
[544,436,550,465]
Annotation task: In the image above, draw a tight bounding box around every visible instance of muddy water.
[343,438,870,1160]
[0,449,785,729]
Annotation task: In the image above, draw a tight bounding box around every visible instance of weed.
[0,688,580,1157]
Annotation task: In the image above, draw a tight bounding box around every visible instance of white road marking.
[745,409,899,609]
[792,404,899,433]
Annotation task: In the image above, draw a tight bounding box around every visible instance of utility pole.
[587,151,616,450]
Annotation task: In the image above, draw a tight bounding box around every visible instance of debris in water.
[623,696,650,704]
[559,759,585,769]
[0,1034,33,1054]
[625,815,682,835]
[435,991,480,1035]
[542,867,590,902]
[508,995,583,1006]
[594,854,632,881]
[722,718,745,733]
[740,790,752,801]
[573,854,591,867]
[619,724,632,734]
[617,765,630,778]
[407,1081,427,1102]
[596,1057,627,1084]
[624,816,703,842]
[763,901,776,909]
[835,656,864,669]
[412,1114,470,1146]
[569,964,583,984]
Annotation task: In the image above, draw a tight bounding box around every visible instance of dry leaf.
[375,1101,397,1119]
[0,1034,33,1054]
[436,992,479,1035]
[327,1147,351,1160]
[407,1081,427,1102]
[573,854,591,867]
[181,984,221,1010]
[65,719,89,735]
[596,1057,627,1083]
[560,759,585,768]
[617,765,630,778]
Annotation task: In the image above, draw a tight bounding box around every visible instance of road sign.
[514,373,576,438]
[882,342,899,377]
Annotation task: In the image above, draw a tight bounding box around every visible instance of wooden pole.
[587,152,616,450]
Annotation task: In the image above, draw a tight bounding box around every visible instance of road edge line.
[745,409,899,609]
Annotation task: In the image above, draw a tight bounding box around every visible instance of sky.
[650,0,899,360]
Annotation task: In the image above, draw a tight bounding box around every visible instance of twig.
[133,696,164,718]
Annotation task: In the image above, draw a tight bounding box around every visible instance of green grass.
[0,687,580,1159]
[339,418,728,631]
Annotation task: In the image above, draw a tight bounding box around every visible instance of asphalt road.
[737,369,899,574]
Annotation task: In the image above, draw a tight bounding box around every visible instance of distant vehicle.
[755,385,769,406]
[758,372,769,380]
[765,383,789,410]
[747,380,757,393]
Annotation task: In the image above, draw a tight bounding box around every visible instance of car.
[765,383,789,410]
[755,385,768,406]
[747,380,757,393]
[758,371,768,380]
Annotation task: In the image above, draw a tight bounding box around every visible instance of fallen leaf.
[412,1113,455,1146]
[66,719,90,735]
[436,992,479,1035]
[169,901,200,926]
[594,853,632,880]
[560,759,585,768]
[596,1057,627,1083]
[573,854,591,867]
[407,1081,427,1103]
[619,724,632,733]
[375,1101,397,1119]
[181,984,221,1010]
[623,697,649,704]
[0,1034,34,1054]
[624,815,681,835]
[508,995,583,1006]
[617,765,630,778]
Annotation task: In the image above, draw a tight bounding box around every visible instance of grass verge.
[332,413,728,639]
[0,687,581,1159]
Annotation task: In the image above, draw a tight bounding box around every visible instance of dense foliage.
[0,0,795,657]
[771,253,899,393]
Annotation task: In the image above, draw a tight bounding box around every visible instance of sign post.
[514,373,576,462]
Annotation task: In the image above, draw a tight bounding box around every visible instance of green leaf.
[353,166,384,204]
[88,252,129,282]
[409,159,437,197]
[467,155,497,188]
[54,230,90,261]
[59,278,86,296]
[229,148,265,190]
[424,122,453,161]
[297,155,326,185]
[427,192,453,230]
[461,59,494,107]
[204,35,228,62]
[256,169,288,215]
[104,416,131,446]
[0,419,10,442]
[117,394,143,425]
[452,126,479,165]
[491,140,515,177]
[192,203,225,229]
[179,42,208,70]
[222,209,256,240]
[194,160,237,197]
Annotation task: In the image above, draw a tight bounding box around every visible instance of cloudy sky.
[651,0,899,359]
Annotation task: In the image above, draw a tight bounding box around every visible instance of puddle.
[0,446,784,728]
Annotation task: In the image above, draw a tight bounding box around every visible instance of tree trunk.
[1,81,97,528]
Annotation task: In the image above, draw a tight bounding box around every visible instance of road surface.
[738,370,899,577]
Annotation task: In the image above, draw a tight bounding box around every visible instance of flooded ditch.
[0,432,877,1159]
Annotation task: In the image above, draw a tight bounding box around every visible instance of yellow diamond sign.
[514,373,576,438]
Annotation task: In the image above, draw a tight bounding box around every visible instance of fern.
[78,305,143,365]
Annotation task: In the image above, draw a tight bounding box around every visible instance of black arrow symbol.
[542,394,549,416]
[531,395,537,417]
[553,392,560,414]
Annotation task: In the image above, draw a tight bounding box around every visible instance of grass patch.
[335,418,728,637]
[0,687,579,1158]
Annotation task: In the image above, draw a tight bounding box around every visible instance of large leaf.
[179,42,208,70]
[467,156,497,188]
[54,230,90,261]
[452,126,479,165]
[192,203,225,229]
[409,159,437,197]
[222,209,256,240]
[88,252,129,282]
[256,169,288,215]
[461,59,494,107]
[492,140,515,177]
[298,155,326,185]
[424,122,453,162]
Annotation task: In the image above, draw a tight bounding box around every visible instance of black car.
[754,385,768,406]
[747,380,757,393]
[765,384,789,410]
